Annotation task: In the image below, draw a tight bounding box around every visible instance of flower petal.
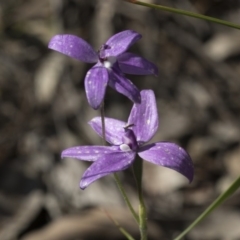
[85,66,109,110]
[100,30,142,58]
[108,68,141,104]
[138,142,194,182]
[118,52,158,76]
[89,117,126,145]
[80,151,136,189]
[128,90,158,143]
[48,35,98,63]
[61,146,119,161]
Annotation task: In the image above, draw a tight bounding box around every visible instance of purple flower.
[62,90,194,189]
[48,30,158,109]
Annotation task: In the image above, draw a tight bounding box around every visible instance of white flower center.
[120,144,131,152]
[103,56,117,69]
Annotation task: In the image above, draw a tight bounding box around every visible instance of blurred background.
[0,0,240,239]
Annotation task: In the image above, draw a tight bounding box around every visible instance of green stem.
[174,175,240,240]
[100,103,139,227]
[119,226,136,240]
[103,209,136,240]
[125,0,240,30]
[114,173,140,224]
[132,158,147,240]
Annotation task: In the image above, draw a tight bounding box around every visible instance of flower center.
[120,144,131,152]
[98,44,117,69]
[120,126,138,152]
[103,56,117,69]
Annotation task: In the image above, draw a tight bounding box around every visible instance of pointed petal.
[128,90,158,143]
[138,142,194,182]
[61,146,119,161]
[108,68,141,104]
[118,52,158,76]
[80,151,136,189]
[89,117,126,145]
[84,66,109,110]
[101,30,142,58]
[48,35,98,63]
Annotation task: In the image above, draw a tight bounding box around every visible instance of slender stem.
[103,209,136,240]
[132,159,147,240]
[124,0,240,30]
[174,175,240,240]
[100,102,139,226]
[114,173,140,224]
[138,188,147,240]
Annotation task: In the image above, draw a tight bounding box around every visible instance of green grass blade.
[174,176,240,240]
[125,0,240,30]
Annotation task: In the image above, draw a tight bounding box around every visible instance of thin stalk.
[103,208,136,240]
[174,175,240,240]
[114,173,140,224]
[100,102,139,226]
[132,159,147,240]
[125,0,240,30]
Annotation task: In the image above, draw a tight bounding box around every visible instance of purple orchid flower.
[48,30,158,109]
[62,90,194,189]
